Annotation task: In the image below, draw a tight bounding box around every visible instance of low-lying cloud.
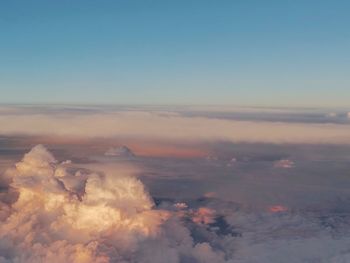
[1,145,350,262]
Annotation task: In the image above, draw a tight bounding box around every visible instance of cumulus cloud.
[0,108,350,144]
[0,145,167,261]
[0,145,231,263]
[274,159,295,168]
[174,202,188,210]
[191,207,217,225]
[104,146,135,157]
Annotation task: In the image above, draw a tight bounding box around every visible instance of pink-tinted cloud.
[268,205,288,213]
[0,110,350,144]
[274,159,295,169]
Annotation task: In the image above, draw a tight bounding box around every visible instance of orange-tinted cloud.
[268,205,288,213]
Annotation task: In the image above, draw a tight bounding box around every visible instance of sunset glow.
[1,1,350,262]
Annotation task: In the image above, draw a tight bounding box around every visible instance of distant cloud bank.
[0,106,349,144]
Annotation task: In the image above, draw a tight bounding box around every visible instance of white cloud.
[104,146,135,157]
[274,159,295,168]
[0,145,166,262]
[2,145,350,262]
[326,112,338,118]
[224,210,350,263]
[0,145,230,263]
[0,109,350,144]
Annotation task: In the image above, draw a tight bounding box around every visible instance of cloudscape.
[1,1,350,263]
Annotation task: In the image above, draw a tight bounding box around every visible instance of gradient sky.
[0,0,349,107]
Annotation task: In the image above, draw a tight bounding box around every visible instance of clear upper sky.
[0,0,349,107]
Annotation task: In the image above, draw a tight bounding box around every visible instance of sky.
[0,0,349,107]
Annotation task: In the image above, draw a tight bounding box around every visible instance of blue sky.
[0,0,349,106]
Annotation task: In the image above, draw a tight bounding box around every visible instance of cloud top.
[2,145,350,262]
[0,145,169,262]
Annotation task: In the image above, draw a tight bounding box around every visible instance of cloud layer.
[0,107,350,144]
[1,145,350,262]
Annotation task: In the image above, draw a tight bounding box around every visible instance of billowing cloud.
[0,145,231,263]
[191,207,216,225]
[0,145,166,261]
